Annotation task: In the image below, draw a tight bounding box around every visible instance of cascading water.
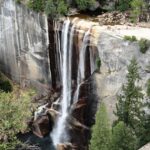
[51,19,73,147]
[73,28,92,104]
[51,19,97,148]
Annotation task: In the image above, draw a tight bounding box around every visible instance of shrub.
[117,0,131,11]
[0,89,35,149]
[15,0,21,3]
[75,0,95,10]
[27,0,46,12]
[131,0,146,22]
[96,56,101,71]
[139,38,150,53]
[124,35,137,42]
[0,73,13,92]
[45,0,68,18]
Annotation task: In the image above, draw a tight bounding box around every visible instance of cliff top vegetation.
[15,0,150,22]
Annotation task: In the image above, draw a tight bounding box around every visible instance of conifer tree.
[89,102,111,150]
[114,57,143,130]
[147,79,150,97]
[112,121,137,150]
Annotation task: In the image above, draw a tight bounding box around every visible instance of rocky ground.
[139,143,150,150]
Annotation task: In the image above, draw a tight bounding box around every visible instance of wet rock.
[68,117,89,130]
[32,115,52,138]
[57,143,75,150]
[46,108,60,120]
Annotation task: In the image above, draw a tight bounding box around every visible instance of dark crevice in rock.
[48,19,57,89]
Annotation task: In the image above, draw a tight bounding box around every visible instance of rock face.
[0,1,150,149]
[95,31,150,122]
[70,19,150,122]
[139,143,150,150]
[0,0,51,91]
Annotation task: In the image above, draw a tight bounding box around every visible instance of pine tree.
[138,80,150,147]
[114,57,143,130]
[112,121,137,150]
[89,102,111,150]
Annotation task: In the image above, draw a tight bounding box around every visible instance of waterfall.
[73,28,91,104]
[51,19,73,147]
[50,19,97,148]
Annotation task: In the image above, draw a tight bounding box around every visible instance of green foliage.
[138,110,150,147]
[27,0,46,12]
[89,102,111,150]
[131,0,146,22]
[139,38,150,53]
[96,56,101,71]
[0,89,35,149]
[117,0,132,11]
[75,0,95,10]
[124,35,137,42]
[114,57,143,129]
[147,79,150,97]
[124,37,150,53]
[45,0,68,18]
[112,121,137,150]
[27,0,68,17]
[15,0,21,3]
[0,73,13,92]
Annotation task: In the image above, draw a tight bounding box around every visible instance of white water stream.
[73,28,92,104]
[51,20,94,148]
[51,19,73,147]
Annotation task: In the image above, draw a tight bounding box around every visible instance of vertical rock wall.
[0,0,51,90]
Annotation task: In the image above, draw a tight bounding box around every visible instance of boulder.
[32,115,51,138]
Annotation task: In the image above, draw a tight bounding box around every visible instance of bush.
[96,56,101,71]
[0,73,13,92]
[27,0,46,12]
[124,35,137,42]
[75,0,95,10]
[131,0,146,22]
[45,0,68,18]
[139,38,150,53]
[0,89,35,149]
[112,121,138,150]
[15,0,21,3]
[117,0,131,11]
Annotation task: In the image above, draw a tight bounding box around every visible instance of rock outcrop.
[0,0,51,92]
[139,143,150,150]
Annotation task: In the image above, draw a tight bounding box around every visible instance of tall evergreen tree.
[114,57,143,130]
[112,121,137,150]
[89,102,111,150]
